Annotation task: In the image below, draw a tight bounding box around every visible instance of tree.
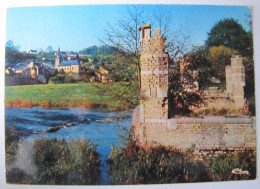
[5,48,36,66]
[46,46,53,53]
[206,18,254,98]
[6,40,15,49]
[208,45,238,79]
[206,18,252,57]
[49,70,75,84]
[102,6,145,86]
[169,65,202,116]
[185,46,213,90]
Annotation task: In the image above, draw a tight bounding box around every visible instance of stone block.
[157,86,168,97]
[167,119,177,129]
[145,119,167,124]
[132,104,145,123]
[140,87,151,98]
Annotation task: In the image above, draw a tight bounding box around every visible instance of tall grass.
[107,129,210,184]
[107,129,256,184]
[5,128,101,185]
[210,151,256,181]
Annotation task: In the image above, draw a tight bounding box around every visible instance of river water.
[5,107,132,185]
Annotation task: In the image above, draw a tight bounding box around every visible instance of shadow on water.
[5,107,132,185]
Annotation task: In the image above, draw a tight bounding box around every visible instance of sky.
[5,4,252,52]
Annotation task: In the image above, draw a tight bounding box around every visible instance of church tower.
[55,48,61,69]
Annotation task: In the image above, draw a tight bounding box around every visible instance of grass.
[107,128,256,184]
[5,83,129,109]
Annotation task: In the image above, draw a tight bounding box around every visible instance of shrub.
[49,70,75,84]
[6,138,101,185]
[6,168,31,184]
[107,129,210,184]
[5,127,20,164]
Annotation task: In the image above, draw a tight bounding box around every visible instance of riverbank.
[5,83,132,110]
[5,107,132,184]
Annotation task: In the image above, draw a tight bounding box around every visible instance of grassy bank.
[5,83,127,109]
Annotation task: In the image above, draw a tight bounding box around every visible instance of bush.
[5,127,20,164]
[49,70,75,84]
[6,138,101,185]
[107,129,210,184]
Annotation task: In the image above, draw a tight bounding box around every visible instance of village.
[5,47,111,86]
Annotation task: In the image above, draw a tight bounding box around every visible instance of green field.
[5,83,115,108]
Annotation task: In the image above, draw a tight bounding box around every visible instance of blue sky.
[6,4,252,52]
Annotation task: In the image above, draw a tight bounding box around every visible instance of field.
[5,83,117,108]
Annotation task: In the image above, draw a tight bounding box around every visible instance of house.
[29,49,37,54]
[5,61,55,84]
[55,49,81,80]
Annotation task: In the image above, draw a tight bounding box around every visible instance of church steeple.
[55,48,61,68]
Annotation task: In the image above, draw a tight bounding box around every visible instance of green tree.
[208,45,239,79]
[46,45,53,53]
[168,64,202,116]
[206,18,254,98]
[185,46,213,90]
[206,18,253,57]
[50,70,75,84]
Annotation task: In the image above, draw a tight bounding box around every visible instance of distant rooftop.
[58,59,79,67]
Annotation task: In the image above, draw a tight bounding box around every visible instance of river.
[5,107,132,185]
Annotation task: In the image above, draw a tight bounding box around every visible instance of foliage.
[5,46,36,66]
[204,18,254,98]
[5,40,55,66]
[108,128,256,184]
[210,151,256,181]
[79,45,116,55]
[185,45,213,90]
[49,70,75,84]
[208,45,239,79]
[243,57,255,98]
[205,18,253,57]
[107,129,210,184]
[46,45,54,53]
[6,138,101,185]
[168,65,202,117]
[101,6,145,89]
[5,127,20,164]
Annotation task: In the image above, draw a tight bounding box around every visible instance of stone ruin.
[138,24,169,121]
[188,55,248,116]
[132,24,256,159]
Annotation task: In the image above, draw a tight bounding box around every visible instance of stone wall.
[181,55,247,115]
[133,117,256,153]
[133,24,256,156]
